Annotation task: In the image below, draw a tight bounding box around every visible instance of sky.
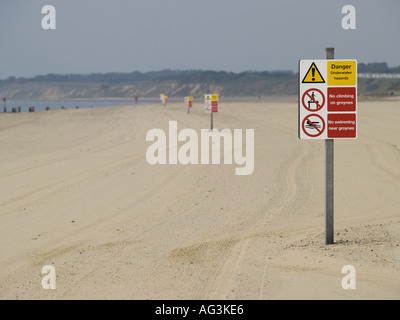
[0,0,399,79]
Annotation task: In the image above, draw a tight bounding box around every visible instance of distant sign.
[211,94,218,113]
[299,59,357,139]
[185,96,193,108]
[160,94,168,105]
[205,94,212,113]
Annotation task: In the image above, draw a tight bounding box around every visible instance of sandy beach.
[0,97,399,300]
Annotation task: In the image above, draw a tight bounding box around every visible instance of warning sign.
[160,94,167,105]
[302,62,325,83]
[298,59,357,140]
[205,94,212,113]
[211,94,218,113]
[188,96,193,108]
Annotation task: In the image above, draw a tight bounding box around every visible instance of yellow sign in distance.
[188,97,192,101]
[211,94,218,101]
[205,95,211,100]
[327,61,357,86]
[302,62,325,83]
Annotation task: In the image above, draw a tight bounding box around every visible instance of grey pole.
[325,47,334,245]
[211,112,214,131]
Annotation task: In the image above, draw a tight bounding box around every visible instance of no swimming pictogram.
[302,114,325,138]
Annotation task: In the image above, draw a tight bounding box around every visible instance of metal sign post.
[325,47,334,245]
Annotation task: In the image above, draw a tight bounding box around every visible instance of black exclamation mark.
[312,67,315,81]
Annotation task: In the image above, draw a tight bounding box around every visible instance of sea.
[1,99,159,113]
[1,96,294,113]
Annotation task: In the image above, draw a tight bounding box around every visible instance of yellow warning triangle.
[302,62,325,83]
[205,95,211,100]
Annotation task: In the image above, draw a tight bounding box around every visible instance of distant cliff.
[0,71,297,99]
[0,68,399,100]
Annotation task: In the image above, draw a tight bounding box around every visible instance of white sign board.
[298,59,357,139]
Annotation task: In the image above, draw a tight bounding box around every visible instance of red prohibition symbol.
[302,88,325,112]
[302,113,325,137]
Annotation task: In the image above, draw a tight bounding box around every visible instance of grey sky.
[0,0,399,79]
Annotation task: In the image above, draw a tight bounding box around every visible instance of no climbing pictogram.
[302,88,325,112]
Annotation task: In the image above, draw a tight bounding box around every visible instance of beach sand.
[0,98,399,300]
